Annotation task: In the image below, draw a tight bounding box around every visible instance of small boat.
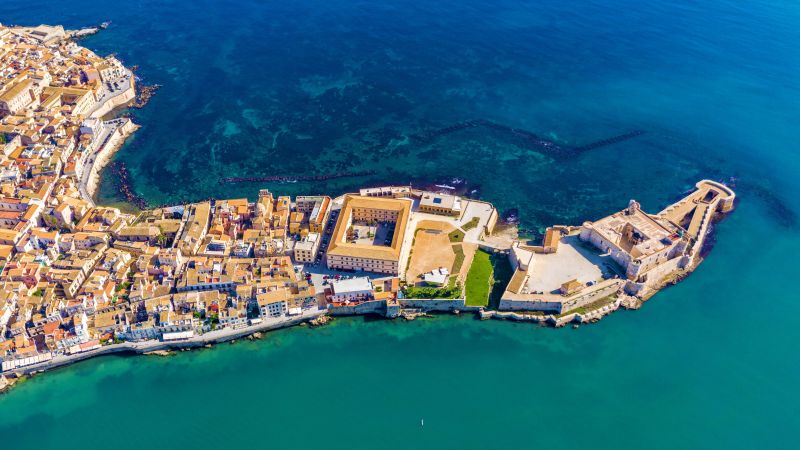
[421,418,424,427]
[100,21,111,29]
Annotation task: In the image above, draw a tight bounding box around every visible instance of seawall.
[90,78,136,119]
[85,119,139,199]
[3,309,324,377]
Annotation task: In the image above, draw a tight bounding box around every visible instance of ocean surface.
[1,0,799,448]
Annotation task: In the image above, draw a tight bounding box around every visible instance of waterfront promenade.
[3,307,326,376]
[0,22,736,388]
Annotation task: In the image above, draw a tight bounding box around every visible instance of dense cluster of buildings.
[0,22,736,376]
[0,25,346,371]
[0,24,144,369]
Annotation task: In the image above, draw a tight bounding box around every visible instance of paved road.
[2,307,327,376]
[86,72,133,118]
[76,119,128,204]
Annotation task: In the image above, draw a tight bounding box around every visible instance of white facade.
[331,277,374,302]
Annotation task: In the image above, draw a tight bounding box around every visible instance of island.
[0,23,735,390]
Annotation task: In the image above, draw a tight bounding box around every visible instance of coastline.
[78,72,140,204]
[0,177,732,393]
[4,308,326,378]
[0,22,737,395]
[83,120,140,203]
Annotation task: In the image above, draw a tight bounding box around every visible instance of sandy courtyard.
[406,224,457,284]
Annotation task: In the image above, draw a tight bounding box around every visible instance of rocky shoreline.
[131,84,161,109]
[84,122,140,201]
[106,161,149,210]
[0,310,326,394]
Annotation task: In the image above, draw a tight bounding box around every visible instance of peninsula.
[0,23,735,387]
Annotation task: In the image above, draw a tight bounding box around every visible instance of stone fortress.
[499,180,735,316]
[0,22,738,378]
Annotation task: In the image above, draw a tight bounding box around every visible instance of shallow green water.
[1,1,799,448]
[2,204,799,449]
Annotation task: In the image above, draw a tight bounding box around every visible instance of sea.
[1,0,799,448]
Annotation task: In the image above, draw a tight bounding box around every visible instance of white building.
[419,192,462,216]
[330,277,374,303]
[422,267,450,286]
[579,200,686,282]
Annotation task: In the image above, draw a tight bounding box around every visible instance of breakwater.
[411,119,645,156]
[572,130,645,152]
[219,170,377,184]
[131,84,161,109]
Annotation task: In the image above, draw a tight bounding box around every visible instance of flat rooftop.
[332,276,373,294]
[420,192,461,211]
[590,208,676,258]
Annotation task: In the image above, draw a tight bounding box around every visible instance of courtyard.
[349,221,395,247]
[524,235,621,294]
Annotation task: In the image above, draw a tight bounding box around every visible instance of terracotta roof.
[326,195,411,261]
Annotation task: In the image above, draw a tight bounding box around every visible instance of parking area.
[350,221,395,246]
[300,263,388,293]
[525,235,621,294]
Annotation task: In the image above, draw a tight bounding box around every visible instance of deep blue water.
[1,1,799,449]
[5,0,799,227]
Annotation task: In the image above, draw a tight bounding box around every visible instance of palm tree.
[156,233,168,247]
[155,225,168,247]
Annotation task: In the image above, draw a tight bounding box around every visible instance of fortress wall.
[85,119,139,197]
[399,298,465,311]
[329,299,386,316]
[89,79,136,119]
[499,298,562,312]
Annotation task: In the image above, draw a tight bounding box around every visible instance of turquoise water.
[1,1,799,448]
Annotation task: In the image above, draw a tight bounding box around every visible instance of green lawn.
[404,283,461,299]
[558,294,618,317]
[451,244,465,273]
[448,228,465,242]
[465,249,494,306]
[462,217,480,231]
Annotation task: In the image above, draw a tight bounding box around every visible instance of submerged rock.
[309,315,332,327]
[247,332,263,340]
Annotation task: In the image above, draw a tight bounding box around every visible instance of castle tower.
[625,199,641,215]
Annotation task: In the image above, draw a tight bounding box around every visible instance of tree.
[156,232,168,247]
[155,225,168,247]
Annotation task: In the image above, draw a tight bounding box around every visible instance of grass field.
[403,283,461,299]
[452,244,465,273]
[558,294,618,317]
[461,217,480,231]
[448,228,465,242]
[465,249,493,306]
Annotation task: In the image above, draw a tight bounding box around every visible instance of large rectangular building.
[326,195,411,274]
[419,192,462,217]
